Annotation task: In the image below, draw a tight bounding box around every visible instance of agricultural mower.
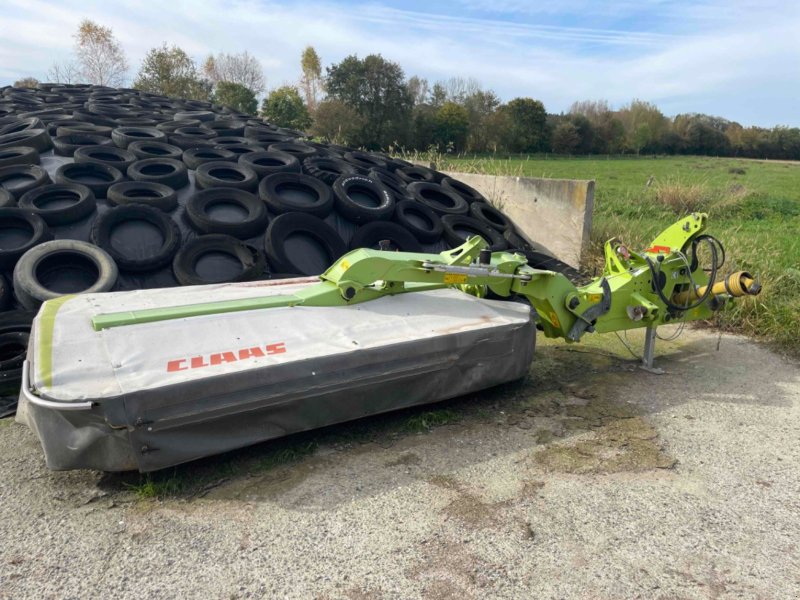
[16,212,760,471]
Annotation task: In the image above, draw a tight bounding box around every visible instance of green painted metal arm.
[92,212,755,344]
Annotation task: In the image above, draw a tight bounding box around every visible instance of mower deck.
[17,277,534,471]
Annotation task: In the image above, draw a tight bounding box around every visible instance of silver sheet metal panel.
[17,280,535,471]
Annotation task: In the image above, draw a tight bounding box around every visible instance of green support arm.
[92,213,760,344]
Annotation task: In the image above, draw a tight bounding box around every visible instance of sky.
[0,0,798,127]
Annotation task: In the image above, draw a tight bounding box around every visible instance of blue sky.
[1,0,797,127]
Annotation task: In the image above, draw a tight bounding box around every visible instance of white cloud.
[0,0,797,126]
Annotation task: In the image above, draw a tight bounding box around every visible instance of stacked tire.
[0,83,562,414]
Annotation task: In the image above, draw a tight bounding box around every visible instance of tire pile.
[0,83,577,415]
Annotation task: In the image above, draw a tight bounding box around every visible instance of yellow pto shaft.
[672,271,761,305]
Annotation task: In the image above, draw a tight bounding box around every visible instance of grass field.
[436,154,800,355]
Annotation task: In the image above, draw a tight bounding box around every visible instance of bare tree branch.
[48,60,83,84]
[203,51,265,96]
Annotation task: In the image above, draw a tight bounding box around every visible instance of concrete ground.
[0,327,798,599]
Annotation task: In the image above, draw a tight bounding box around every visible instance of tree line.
[13,19,800,161]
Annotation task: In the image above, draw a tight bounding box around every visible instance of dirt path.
[1,328,798,599]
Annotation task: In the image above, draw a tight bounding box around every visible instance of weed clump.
[653,180,713,214]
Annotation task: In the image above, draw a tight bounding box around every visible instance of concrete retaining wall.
[443,172,594,267]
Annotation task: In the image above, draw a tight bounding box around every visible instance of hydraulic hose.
[646,235,718,312]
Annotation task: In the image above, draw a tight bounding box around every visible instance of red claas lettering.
[166,342,286,372]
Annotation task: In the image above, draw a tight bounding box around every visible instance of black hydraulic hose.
[690,234,725,272]
[646,236,719,312]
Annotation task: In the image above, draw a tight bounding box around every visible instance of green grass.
[124,438,320,500]
[403,408,461,433]
[438,154,800,354]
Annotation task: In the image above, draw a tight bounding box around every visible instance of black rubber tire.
[333,174,394,224]
[393,200,444,243]
[106,181,178,212]
[385,156,414,172]
[259,172,334,218]
[52,134,112,157]
[0,128,53,153]
[396,165,436,184]
[13,239,118,310]
[246,132,293,146]
[204,120,245,137]
[267,142,317,160]
[303,157,358,185]
[71,110,117,128]
[0,164,52,200]
[469,202,513,233]
[222,143,265,158]
[0,146,39,169]
[440,215,507,252]
[182,147,236,170]
[73,145,137,170]
[111,126,166,148]
[407,182,469,216]
[0,209,52,270]
[349,221,423,252]
[55,162,124,199]
[175,110,215,122]
[91,204,181,272]
[0,274,11,311]
[0,189,13,208]
[128,158,189,190]
[18,183,96,226]
[0,331,28,381]
[156,120,201,133]
[209,136,252,147]
[195,161,258,191]
[173,126,215,140]
[0,118,44,136]
[368,167,414,202]
[343,151,388,171]
[516,246,587,285]
[442,177,487,204]
[55,123,112,138]
[265,213,346,276]
[186,188,268,239]
[128,140,183,160]
[305,142,341,158]
[173,234,266,286]
[0,311,35,396]
[240,151,301,177]
[128,140,184,161]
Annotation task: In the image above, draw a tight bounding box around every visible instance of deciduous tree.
[134,44,211,101]
[325,54,413,149]
[463,89,500,152]
[434,102,470,152]
[299,46,323,112]
[13,77,39,89]
[498,97,548,153]
[407,76,430,106]
[73,19,128,86]
[311,99,364,144]
[551,121,580,154]
[203,51,265,96]
[214,81,257,114]
[261,86,312,130]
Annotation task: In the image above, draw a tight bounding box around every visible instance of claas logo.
[166,343,286,372]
